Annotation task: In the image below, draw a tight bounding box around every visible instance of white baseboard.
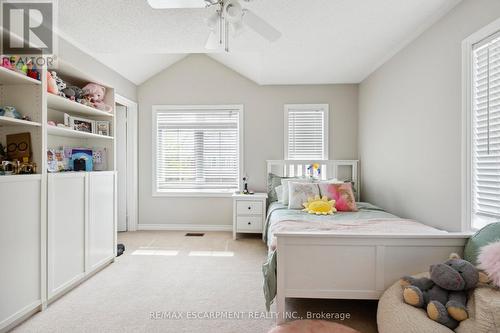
[137,224,232,232]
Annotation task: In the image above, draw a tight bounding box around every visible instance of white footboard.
[275,232,472,323]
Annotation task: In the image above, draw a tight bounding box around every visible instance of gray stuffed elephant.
[400,254,479,330]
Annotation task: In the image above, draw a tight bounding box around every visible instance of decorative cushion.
[464,222,500,266]
[477,240,500,288]
[275,185,284,203]
[288,182,319,209]
[281,178,311,205]
[318,182,357,212]
[302,195,336,215]
[268,173,288,203]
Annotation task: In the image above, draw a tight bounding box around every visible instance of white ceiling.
[57,0,462,85]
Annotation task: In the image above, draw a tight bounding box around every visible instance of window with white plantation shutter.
[471,32,500,228]
[284,104,329,160]
[153,105,242,194]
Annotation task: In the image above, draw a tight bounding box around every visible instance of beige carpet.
[13,231,378,333]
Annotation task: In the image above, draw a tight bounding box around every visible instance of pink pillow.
[478,240,500,288]
[319,183,357,212]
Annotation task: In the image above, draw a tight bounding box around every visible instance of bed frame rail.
[274,232,472,323]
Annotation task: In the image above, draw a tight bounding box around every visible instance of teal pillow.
[267,173,288,204]
[464,222,500,266]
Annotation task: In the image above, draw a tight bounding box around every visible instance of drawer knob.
[248,206,251,210]
[248,222,251,225]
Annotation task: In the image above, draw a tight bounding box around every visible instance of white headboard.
[266,160,360,201]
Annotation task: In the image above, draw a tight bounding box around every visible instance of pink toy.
[268,320,360,333]
[81,83,112,112]
[1,57,12,70]
[47,71,58,95]
[478,240,500,288]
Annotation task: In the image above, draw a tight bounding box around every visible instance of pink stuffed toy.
[47,71,58,95]
[478,240,500,288]
[81,83,112,112]
[268,320,360,333]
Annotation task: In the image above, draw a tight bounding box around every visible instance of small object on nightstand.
[232,192,267,240]
[242,176,254,194]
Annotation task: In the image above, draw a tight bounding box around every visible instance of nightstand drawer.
[236,216,262,231]
[236,201,263,215]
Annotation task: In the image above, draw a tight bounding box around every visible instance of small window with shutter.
[284,104,329,160]
[152,105,243,195]
[471,32,500,228]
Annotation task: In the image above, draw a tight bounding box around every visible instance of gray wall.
[138,54,358,227]
[58,37,137,101]
[358,0,500,231]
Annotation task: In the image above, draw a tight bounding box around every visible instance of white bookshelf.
[47,125,114,140]
[47,93,114,118]
[0,64,117,332]
[0,116,42,127]
[0,66,41,86]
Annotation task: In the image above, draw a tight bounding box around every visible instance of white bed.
[265,160,473,323]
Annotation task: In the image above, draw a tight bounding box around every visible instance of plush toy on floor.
[400,253,479,330]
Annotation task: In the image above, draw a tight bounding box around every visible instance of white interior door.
[116,105,127,232]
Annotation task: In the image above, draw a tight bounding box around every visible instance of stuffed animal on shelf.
[62,85,83,101]
[400,254,480,329]
[0,106,21,119]
[81,83,112,112]
[26,60,40,81]
[1,57,12,70]
[47,71,58,95]
[50,71,67,97]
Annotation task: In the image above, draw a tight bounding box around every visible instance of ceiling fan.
[147,0,282,52]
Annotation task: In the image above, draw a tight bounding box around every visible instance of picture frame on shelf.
[69,116,95,133]
[95,121,110,136]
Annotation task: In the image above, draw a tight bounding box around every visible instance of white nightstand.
[232,193,268,240]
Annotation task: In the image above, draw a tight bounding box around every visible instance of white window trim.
[461,17,500,231]
[284,104,329,160]
[151,104,244,198]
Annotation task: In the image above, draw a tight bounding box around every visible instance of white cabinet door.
[0,176,41,329]
[87,172,115,272]
[47,173,86,299]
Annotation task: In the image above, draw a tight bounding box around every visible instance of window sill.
[153,190,236,198]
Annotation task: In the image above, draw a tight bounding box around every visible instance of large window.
[152,105,243,196]
[284,104,329,160]
[465,24,500,229]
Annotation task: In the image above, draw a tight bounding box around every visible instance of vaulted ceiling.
[57,0,462,85]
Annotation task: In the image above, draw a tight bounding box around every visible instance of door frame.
[115,94,138,232]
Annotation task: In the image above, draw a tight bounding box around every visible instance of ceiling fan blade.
[243,9,281,42]
[147,0,208,9]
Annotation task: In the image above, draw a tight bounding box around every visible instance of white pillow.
[281,178,311,205]
[275,185,284,203]
[288,182,320,209]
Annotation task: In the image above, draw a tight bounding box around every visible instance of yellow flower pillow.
[302,195,336,215]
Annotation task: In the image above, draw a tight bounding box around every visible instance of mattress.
[264,202,446,250]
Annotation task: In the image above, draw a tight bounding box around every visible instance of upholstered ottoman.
[378,274,500,333]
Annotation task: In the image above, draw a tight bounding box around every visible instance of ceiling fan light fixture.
[205,10,219,30]
[223,0,243,23]
[231,21,244,36]
[205,30,222,50]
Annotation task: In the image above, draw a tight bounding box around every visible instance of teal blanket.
[262,202,393,310]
